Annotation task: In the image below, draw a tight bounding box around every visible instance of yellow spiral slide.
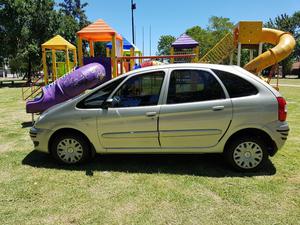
[244,28,296,73]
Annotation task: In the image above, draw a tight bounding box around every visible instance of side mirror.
[102,97,120,109]
[102,98,113,109]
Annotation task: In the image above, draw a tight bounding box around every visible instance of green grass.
[270,77,300,86]
[0,82,299,225]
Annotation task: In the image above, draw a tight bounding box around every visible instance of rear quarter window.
[212,69,258,98]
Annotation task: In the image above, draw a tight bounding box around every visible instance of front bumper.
[29,127,53,153]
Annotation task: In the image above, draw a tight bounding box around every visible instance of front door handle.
[146,112,157,117]
[212,106,224,111]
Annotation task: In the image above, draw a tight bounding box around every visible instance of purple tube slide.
[26,63,106,113]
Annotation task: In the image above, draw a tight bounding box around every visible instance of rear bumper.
[276,127,289,141]
[29,127,53,153]
[265,121,289,155]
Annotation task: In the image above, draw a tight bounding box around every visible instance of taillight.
[277,97,287,122]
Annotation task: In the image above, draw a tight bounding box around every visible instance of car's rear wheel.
[51,133,90,164]
[224,136,268,172]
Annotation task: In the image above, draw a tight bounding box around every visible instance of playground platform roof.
[172,33,199,49]
[42,35,76,50]
[77,19,122,42]
[106,36,133,50]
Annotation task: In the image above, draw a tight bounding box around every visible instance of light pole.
[131,0,136,45]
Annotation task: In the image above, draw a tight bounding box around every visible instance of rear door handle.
[146,112,157,117]
[212,106,224,111]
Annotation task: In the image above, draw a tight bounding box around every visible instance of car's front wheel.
[224,136,268,172]
[51,133,90,164]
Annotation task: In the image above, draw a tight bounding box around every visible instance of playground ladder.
[199,32,235,64]
[22,76,43,100]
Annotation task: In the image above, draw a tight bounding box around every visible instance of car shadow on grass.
[21,121,33,128]
[22,150,276,177]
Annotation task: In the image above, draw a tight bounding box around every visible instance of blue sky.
[58,0,299,55]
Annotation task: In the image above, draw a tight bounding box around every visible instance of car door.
[159,68,232,149]
[97,70,166,150]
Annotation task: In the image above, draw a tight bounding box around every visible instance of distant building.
[0,59,12,78]
[291,62,300,78]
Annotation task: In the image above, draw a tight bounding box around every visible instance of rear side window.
[212,70,258,98]
[167,70,225,104]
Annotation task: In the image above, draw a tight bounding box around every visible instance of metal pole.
[230,53,233,65]
[249,49,254,61]
[237,42,241,67]
[142,26,144,56]
[258,43,263,55]
[131,0,135,44]
[258,43,263,75]
[149,25,151,56]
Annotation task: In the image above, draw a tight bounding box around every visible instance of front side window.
[77,77,125,108]
[167,70,225,104]
[112,71,165,107]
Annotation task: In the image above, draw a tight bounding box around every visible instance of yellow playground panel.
[234,21,296,74]
[56,62,75,77]
[236,21,263,44]
[42,35,77,84]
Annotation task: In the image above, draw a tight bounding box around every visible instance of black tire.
[224,135,268,172]
[51,133,90,164]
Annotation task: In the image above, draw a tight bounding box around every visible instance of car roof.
[117,63,281,97]
[121,63,238,76]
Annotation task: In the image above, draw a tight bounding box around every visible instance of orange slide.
[244,28,296,73]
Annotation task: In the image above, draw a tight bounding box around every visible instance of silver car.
[29,64,289,171]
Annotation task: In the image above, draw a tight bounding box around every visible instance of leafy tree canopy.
[157,35,176,56]
[157,13,299,75]
[0,0,89,78]
[265,11,300,74]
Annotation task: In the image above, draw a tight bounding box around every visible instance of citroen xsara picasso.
[29,64,289,171]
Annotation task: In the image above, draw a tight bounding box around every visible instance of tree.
[157,35,176,56]
[0,0,59,80]
[295,39,300,61]
[208,16,234,31]
[157,17,234,62]
[59,0,89,29]
[186,16,234,57]
[58,0,90,55]
[56,12,80,44]
[291,11,300,61]
[186,26,214,56]
[0,0,90,80]
[266,11,300,76]
[266,13,297,34]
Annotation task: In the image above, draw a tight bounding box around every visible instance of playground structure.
[42,35,77,84]
[200,21,296,81]
[170,34,200,63]
[77,19,123,79]
[24,19,296,115]
[22,35,77,100]
[106,36,143,72]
